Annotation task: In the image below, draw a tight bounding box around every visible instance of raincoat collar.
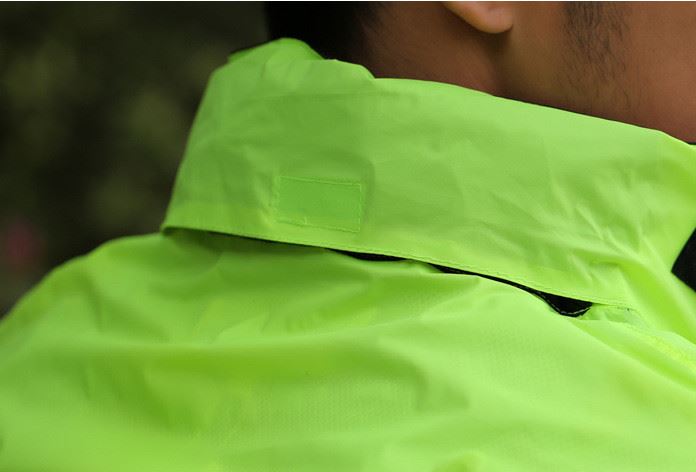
[162,38,696,313]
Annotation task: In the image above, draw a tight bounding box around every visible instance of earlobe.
[442,1,514,34]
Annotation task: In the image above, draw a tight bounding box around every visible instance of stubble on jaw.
[562,2,632,116]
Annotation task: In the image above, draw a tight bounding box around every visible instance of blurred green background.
[0,3,267,313]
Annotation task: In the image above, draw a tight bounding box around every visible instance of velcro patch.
[272,175,363,233]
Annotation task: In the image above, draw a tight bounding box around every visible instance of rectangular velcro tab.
[272,175,363,233]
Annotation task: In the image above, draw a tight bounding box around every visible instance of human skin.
[363,2,696,142]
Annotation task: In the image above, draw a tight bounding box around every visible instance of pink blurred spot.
[2,218,44,273]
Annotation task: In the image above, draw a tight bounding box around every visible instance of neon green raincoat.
[2,38,696,471]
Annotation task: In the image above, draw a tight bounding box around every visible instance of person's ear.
[442,1,514,34]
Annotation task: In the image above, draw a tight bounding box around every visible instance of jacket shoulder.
[0,230,210,344]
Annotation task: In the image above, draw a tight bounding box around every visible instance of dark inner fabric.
[673,228,696,292]
[334,250,593,317]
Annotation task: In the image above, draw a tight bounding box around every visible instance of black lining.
[429,264,591,317]
[334,250,592,317]
[673,228,696,292]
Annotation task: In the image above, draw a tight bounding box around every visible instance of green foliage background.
[0,3,267,313]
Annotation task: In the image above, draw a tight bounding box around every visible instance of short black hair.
[264,2,384,64]
[563,2,627,87]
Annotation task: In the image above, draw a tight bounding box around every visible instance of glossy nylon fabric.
[1,38,696,471]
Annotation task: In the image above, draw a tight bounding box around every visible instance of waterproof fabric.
[1,38,696,471]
